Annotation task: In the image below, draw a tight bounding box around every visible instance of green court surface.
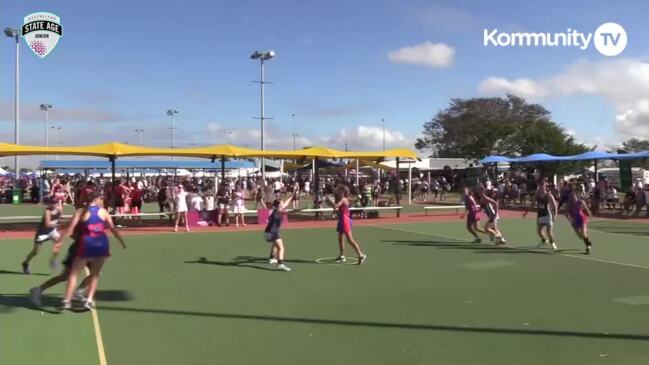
[2,217,649,365]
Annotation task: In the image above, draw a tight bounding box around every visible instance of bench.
[423,205,465,215]
[297,206,403,218]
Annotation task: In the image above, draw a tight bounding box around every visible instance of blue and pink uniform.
[77,206,110,259]
[465,196,480,223]
[569,200,587,229]
[336,200,353,234]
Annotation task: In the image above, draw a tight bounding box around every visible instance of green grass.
[2,218,649,364]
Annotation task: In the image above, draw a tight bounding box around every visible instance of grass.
[2,217,649,364]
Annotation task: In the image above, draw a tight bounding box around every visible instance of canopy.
[0,142,418,161]
[480,150,649,164]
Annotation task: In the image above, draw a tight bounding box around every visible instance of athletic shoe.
[22,262,30,274]
[174,227,178,232]
[185,226,190,232]
[83,300,95,311]
[472,238,482,244]
[550,242,558,250]
[358,254,367,265]
[585,246,592,255]
[269,258,278,264]
[334,256,346,262]
[277,264,291,271]
[73,289,88,302]
[29,287,42,307]
[59,301,72,311]
[537,239,547,248]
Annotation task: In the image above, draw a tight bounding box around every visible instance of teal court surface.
[2,216,649,365]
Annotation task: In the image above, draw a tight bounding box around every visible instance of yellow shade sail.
[0,142,418,160]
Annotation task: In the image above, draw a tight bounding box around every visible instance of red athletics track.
[0,211,468,240]
[0,210,645,241]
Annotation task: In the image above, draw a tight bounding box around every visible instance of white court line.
[368,224,649,271]
[84,267,108,365]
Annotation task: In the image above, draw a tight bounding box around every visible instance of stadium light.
[250,50,275,178]
[5,27,19,182]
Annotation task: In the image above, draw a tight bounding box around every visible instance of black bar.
[396,157,400,217]
[221,156,226,182]
[110,156,116,185]
[314,157,320,220]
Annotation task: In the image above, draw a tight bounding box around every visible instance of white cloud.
[478,77,547,99]
[206,123,313,149]
[387,42,455,68]
[323,125,411,150]
[478,58,649,138]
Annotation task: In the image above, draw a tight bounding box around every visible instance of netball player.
[265,195,294,271]
[174,184,190,232]
[524,181,558,250]
[29,222,91,307]
[477,186,506,245]
[567,189,594,254]
[61,190,126,310]
[460,187,486,243]
[22,197,62,274]
[333,185,367,264]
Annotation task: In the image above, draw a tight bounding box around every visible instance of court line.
[368,224,649,271]
[84,268,108,365]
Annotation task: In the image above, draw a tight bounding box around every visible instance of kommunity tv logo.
[483,22,627,56]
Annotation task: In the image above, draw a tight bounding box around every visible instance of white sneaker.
[73,289,87,302]
[550,242,558,250]
[277,264,291,271]
[269,258,278,264]
[537,240,547,248]
[83,300,95,311]
[29,287,42,306]
[334,256,346,262]
[358,254,367,265]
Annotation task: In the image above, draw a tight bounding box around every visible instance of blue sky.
[2,0,649,166]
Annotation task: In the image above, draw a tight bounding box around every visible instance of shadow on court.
[185,256,316,272]
[98,304,649,342]
[0,290,133,314]
[381,240,583,255]
[0,269,48,276]
[590,221,649,237]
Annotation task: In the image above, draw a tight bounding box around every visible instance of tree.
[415,94,590,160]
[613,138,649,169]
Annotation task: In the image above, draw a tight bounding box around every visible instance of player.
[333,185,367,264]
[61,190,126,310]
[477,186,506,245]
[265,196,294,271]
[29,221,92,307]
[461,187,485,243]
[21,197,62,274]
[232,187,246,227]
[174,184,190,232]
[525,181,558,250]
[567,189,594,254]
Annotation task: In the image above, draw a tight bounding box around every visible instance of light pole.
[5,27,19,183]
[40,104,52,159]
[166,109,178,161]
[291,113,297,150]
[51,126,61,160]
[382,118,386,151]
[251,50,275,179]
[134,129,144,145]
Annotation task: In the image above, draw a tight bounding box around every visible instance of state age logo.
[22,12,63,58]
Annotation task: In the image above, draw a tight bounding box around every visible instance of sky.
[2,0,649,167]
